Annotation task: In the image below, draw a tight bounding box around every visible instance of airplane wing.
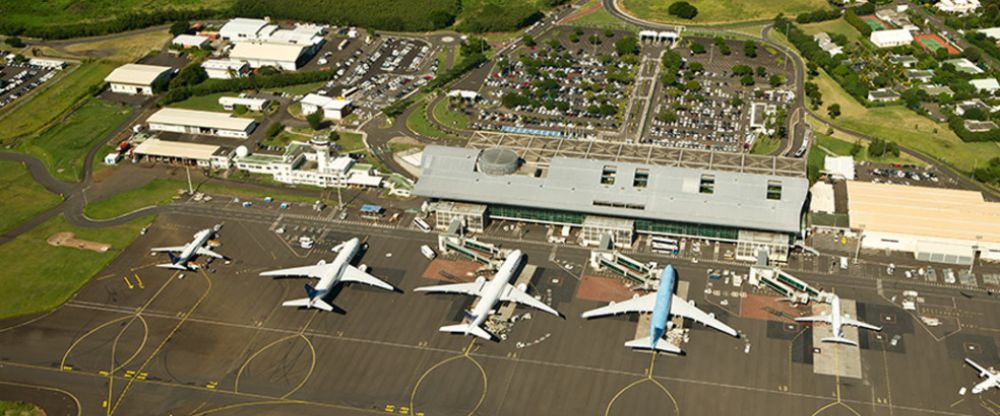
[150,246,186,253]
[842,317,882,332]
[341,265,395,291]
[499,283,559,317]
[196,247,224,259]
[794,314,832,324]
[413,280,487,296]
[975,379,999,393]
[670,294,739,337]
[581,293,657,319]
[966,358,992,378]
[259,263,337,279]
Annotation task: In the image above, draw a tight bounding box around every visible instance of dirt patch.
[421,258,483,282]
[389,136,421,147]
[576,275,635,302]
[738,294,804,323]
[47,232,110,252]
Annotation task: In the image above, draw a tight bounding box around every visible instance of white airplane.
[414,250,560,341]
[259,238,396,312]
[582,264,738,353]
[150,224,224,271]
[795,294,881,346]
[964,358,1000,395]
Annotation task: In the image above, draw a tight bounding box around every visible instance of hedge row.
[160,68,338,105]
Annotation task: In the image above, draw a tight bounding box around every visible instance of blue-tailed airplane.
[581,265,739,353]
[150,224,224,271]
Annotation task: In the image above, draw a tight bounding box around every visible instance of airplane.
[582,264,738,354]
[964,358,1000,395]
[259,237,395,312]
[794,294,881,346]
[150,224,224,271]
[414,250,560,341]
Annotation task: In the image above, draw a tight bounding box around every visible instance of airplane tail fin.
[820,336,858,346]
[439,323,493,340]
[304,284,319,299]
[278,284,334,312]
[624,337,684,354]
[168,253,181,264]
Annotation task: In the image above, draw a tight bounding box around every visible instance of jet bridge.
[590,241,659,286]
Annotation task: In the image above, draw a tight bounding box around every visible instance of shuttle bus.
[651,236,679,254]
[414,217,431,233]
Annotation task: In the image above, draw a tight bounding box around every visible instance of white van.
[420,245,436,260]
[839,257,849,270]
[413,217,431,233]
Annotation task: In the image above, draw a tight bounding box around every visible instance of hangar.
[229,42,311,71]
[847,181,1000,264]
[414,145,809,262]
[146,108,257,138]
[104,64,173,96]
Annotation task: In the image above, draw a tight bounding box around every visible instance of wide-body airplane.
[150,224,224,270]
[414,249,560,340]
[582,264,739,353]
[795,294,881,346]
[964,358,1000,395]
[259,237,395,311]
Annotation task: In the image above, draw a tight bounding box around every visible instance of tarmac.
[0,207,998,416]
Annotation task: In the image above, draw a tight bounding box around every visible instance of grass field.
[813,132,922,165]
[39,29,172,63]
[170,92,230,112]
[750,136,780,155]
[621,0,830,24]
[407,99,460,140]
[0,0,231,27]
[799,18,863,45]
[0,62,115,143]
[433,99,471,130]
[0,401,42,416]
[810,68,1000,174]
[0,214,154,319]
[0,161,63,234]
[568,0,641,31]
[21,98,133,182]
[83,179,330,220]
[262,81,325,97]
[337,132,366,154]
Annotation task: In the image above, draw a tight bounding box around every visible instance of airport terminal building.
[414,144,809,262]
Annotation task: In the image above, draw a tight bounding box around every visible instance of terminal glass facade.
[635,218,740,240]
[489,204,585,225]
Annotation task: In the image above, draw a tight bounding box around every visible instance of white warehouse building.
[146,108,257,138]
[847,181,1000,265]
[870,29,914,48]
[300,94,353,120]
[229,42,310,71]
[218,18,276,42]
[104,64,173,96]
[201,59,250,79]
[235,141,383,188]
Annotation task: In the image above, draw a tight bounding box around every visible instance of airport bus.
[413,217,431,233]
[651,236,679,254]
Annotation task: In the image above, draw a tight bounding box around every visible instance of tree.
[689,41,706,54]
[963,46,982,62]
[850,140,863,156]
[656,108,678,123]
[169,21,191,36]
[668,1,698,19]
[731,64,753,76]
[522,35,536,47]
[329,130,340,142]
[755,66,767,77]
[806,62,819,77]
[604,29,615,38]
[827,103,841,119]
[569,33,579,43]
[233,104,248,115]
[4,37,24,48]
[744,40,757,58]
[769,74,783,87]
[614,36,639,56]
[740,74,755,86]
[547,39,562,50]
[306,109,324,130]
[169,64,208,89]
[588,34,601,45]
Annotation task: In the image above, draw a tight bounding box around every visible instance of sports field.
[915,33,959,55]
[859,15,886,31]
[621,0,831,24]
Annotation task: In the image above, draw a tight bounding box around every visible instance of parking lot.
[0,60,60,110]
[645,36,795,153]
[471,27,639,140]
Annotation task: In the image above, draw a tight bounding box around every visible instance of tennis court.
[915,33,959,55]
[860,15,887,31]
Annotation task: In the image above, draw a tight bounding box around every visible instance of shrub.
[668,1,698,19]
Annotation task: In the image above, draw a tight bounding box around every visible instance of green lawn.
[170,92,230,112]
[0,401,41,416]
[621,0,830,24]
[810,68,1000,174]
[0,214,154,319]
[750,135,780,155]
[83,179,330,220]
[0,160,63,234]
[262,81,325,97]
[0,0,231,27]
[406,98,464,140]
[433,99,471,130]
[799,18,863,45]
[0,62,116,142]
[570,0,641,31]
[814,133,922,165]
[21,98,133,183]
[336,132,366,153]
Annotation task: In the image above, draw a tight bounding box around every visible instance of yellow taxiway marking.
[134,273,144,289]
[123,276,133,289]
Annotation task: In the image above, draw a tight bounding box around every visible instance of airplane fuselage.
[830,296,844,337]
[313,238,361,297]
[177,228,215,263]
[649,265,677,347]
[467,250,525,328]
